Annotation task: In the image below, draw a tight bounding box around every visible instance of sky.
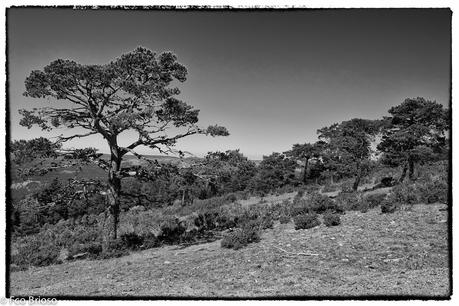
[7,8,451,160]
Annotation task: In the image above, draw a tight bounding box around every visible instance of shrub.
[293,213,321,230]
[98,239,129,259]
[380,199,397,214]
[322,184,339,193]
[359,200,369,213]
[380,177,395,187]
[140,233,161,249]
[323,212,341,227]
[12,232,61,268]
[335,192,363,211]
[390,183,418,205]
[362,193,386,209]
[309,192,341,214]
[416,178,448,204]
[120,232,144,250]
[340,181,354,193]
[158,217,186,244]
[290,198,311,217]
[279,214,291,224]
[221,226,261,250]
[237,204,274,230]
[225,193,238,203]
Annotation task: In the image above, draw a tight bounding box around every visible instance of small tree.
[377,97,449,182]
[318,118,381,191]
[20,47,228,239]
[249,152,298,194]
[284,142,323,183]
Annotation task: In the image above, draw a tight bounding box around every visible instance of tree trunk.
[353,172,361,192]
[181,189,186,206]
[107,145,122,240]
[408,158,415,181]
[399,162,408,183]
[302,158,309,183]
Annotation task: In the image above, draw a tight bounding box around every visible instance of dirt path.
[10,204,449,297]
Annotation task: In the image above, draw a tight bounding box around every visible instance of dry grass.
[10,203,449,298]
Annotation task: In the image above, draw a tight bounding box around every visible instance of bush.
[416,178,448,204]
[158,217,187,244]
[322,184,339,193]
[98,239,129,259]
[290,198,311,216]
[390,183,418,205]
[279,214,291,224]
[12,229,62,268]
[221,226,261,250]
[323,212,341,227]
[225,193,238,203]
[237,204,274,230]
[140,233,161,249]
[121,232,144,250]
[309,192,342,214]
[381,199,397,214]
[335,192,363,211]
[362,193,386,209]
[293,213,321,230]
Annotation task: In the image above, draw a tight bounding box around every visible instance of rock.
[164,261,171,264]
[72,252,88,260]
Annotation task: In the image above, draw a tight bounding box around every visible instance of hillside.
[10,203,449,297]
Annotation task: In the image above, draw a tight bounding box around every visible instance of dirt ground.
[9,203,450,298]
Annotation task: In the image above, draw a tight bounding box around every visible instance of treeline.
[9,97,449,237]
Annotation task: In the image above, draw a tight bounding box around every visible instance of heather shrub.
[225,193,238,203]
[12,233,61,268]
[323,212,341,227]
[415,178,448,204]
[380,198,398,214]
[98,239,129,259]
[308,192,341,214]
[220,226,261,250]
[293,213,321,230]
[390,183,418,205]
[322,183,339,193]
[238,204,274,229]
[120,232,144,250]
[158,217,186,244]
[335,192,363,211]
[140,233,161,249]
[340,181,354,193]
[290,198,312,217]
[362,193,386,209]
[279,214,291,224]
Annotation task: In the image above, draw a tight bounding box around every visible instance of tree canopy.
[20,47,229,239]
[377,97,449,181]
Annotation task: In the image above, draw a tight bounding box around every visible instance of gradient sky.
[7,8,451,159]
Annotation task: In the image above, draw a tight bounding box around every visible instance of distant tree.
[249,152,298,194]
[284,142,323,183]
[318,118,381,191]
[377,97,449,182]
[20,47,229,239]
[201,150,257,195]
[10,137,61,164]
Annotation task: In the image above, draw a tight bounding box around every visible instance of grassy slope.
[10,203,449,297]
